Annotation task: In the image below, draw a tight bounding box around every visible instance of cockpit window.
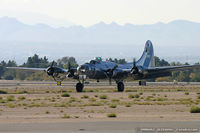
[90,60,96,64]
[90,60,100,64]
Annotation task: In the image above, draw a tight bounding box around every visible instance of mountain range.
[0,16,200,64]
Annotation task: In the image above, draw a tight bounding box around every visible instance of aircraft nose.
[78,64,89,74]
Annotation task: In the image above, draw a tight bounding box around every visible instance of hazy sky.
[0,0,199,27]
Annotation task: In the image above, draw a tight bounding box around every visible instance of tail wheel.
[117,82,124,92]
[139,81,146,86]
[76,83,84,92]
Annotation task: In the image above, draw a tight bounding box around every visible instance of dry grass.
[0,82,200,122]
[107,113,117,118]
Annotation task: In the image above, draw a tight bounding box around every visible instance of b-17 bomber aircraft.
[7,40,200,92]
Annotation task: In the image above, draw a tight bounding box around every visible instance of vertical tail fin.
[137,40,155,68]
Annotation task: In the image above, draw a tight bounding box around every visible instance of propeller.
[105,65,118,85]
[131,58,139,75]
[46,61,55,76]
[67,62,76,78]
[68,62,71,70]
[50,61,55,67]
[45,61,73,82]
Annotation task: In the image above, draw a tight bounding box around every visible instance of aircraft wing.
[146,64,200,72]
[6,67,70,72]
[61,68,69,73]
[6,67,47,71]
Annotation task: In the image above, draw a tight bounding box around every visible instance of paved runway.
[1,121,200,133]
[1,80,200,87]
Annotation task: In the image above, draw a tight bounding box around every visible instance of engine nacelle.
[46,67,67,81]
[131,66,144,79]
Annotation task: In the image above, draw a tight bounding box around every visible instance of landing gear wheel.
[76,83,84,92]
[117,82,124,92]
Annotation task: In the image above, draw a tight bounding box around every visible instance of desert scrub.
[6,103,15,108]
[54,102,68,107]
[128,94,135,99]
[87,102,103,106]
[155,102,172,105]
[190,106,200,113]
[18,96,26,101]
[152,93,156,96]
[125,89,137,92]
[67,97,81,103]
[61,93,70,97]
[99,94,108,99]
[111,99,120,103]
[139,92,143,95]
[134,102,153,105]
[50,97,56,102]
[109,104,117,108]
[185,92,189,95]
[128,94,140,99]
[134,94,140,98]
[94,95,98,98]
[81,95,89,99]
[62,114,70,119]
[33,98,41,101]
[45,91,49,93]
[144,96,154,101]
[107,113,117,118]
[196,92,200,95]
[88,98,96,102]
[125,103,132,107]
[27,103,40,108]
[155,97,168,101]
[134,98,141,102]
[6,95,15,101]
[74,116,80,118]
[45,110,50,114]
[0,90,7,94]
[16,90,28,94]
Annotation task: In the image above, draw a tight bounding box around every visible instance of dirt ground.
[0,80,200,124]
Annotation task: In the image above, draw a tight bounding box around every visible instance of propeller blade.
[50,61,55,68]
[133,58,136,68]
[46,61,55,76]
[67,62,76,78]
[68,62,71,70]
[107,64,118,85]
[131,58,139,75]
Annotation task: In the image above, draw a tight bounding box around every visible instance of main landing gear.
[76,82,84,92]
[75,81,125,93]
[117,81,124,92]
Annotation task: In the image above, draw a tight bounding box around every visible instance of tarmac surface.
[0,80,200,133]
[1,121,200,133]
[1,80,200,87]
